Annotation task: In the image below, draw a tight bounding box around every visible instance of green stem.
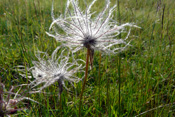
[79,48,90,117]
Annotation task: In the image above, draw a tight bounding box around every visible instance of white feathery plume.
[18,46,85,94]
[46,0,139,54]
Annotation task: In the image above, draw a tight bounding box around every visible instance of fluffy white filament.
[18,47,84,93]
[47,0,139,54]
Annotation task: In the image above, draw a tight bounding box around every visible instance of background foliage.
[0,0,175,116]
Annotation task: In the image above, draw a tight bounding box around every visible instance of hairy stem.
[58,79,63,116]
[98,52,101,116]
[60,93,62,116]
[79,48,90,116]
[118,55,121,116]
[117,0,121,116]
[0,84,3,112]
[105,56,110,115]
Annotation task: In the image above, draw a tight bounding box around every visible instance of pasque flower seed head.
[47,0,139,54]
[18,47,84,94]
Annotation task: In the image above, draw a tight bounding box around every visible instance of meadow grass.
[0,0,175,116]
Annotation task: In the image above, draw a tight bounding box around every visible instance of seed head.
[82,35,97,48]
[18,47,85,94]
[47,0,139,54]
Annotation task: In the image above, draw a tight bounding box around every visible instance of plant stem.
[0,84,3,113]
[58,79,63,116]
[60,93,62,116]
[118,54,121,116]
[79,48,90,117]
[107,77,110,115]
[105,56,110,115]
[98,52,101,115]
[117,0,121,116]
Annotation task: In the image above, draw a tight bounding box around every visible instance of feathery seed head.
[47,0,139,54]
[18,47,85,94]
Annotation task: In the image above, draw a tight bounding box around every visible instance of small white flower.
[18,47,84,94]
[47,0,139,54]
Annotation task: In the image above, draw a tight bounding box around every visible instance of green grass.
[0,0,175,116]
